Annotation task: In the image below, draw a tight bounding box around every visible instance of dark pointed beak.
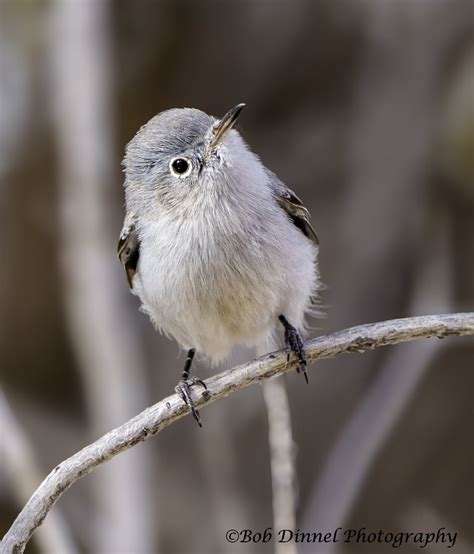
[207,103,246,155]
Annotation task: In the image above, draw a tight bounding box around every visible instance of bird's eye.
[169,157,192,177]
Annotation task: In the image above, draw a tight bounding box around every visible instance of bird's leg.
[278,315,309,384]
[175,348,208,427]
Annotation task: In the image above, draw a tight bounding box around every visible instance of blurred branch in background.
[302,1,457,540]
[49,0,154,551]
[262,378,297,554]
[2,313,473,554]
[193,352,253,553]
[0,391,77,554]
[0,22,28,187]
[302,209,452,553]
[330,0,461,329]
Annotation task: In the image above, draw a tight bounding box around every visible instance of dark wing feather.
[266,169,319,245]
[117,213,140,288]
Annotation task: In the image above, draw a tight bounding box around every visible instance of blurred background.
[1,0,473,553]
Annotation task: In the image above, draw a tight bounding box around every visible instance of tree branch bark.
[2,313,473,553]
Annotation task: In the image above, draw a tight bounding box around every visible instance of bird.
[118,103,320,426]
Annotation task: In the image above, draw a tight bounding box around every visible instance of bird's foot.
[175,377,208,427]
[279,316,309,384]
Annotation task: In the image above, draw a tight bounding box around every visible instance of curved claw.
[280,315,309,384]
[175,378,208,427]
[300,360,309,384]
[189,377,208,391]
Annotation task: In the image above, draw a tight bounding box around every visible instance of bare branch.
[2,313,473,554]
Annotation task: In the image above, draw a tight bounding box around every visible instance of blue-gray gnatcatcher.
[118,104,320,425]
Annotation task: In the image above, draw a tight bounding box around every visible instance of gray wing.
[266,168,319,245]
[117,212,140,288]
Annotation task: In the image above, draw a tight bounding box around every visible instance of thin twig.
[1,313,473,553]
[262,378,297,554]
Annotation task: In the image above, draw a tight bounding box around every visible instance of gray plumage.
[119,105,320,365]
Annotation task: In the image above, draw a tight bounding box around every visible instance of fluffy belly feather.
[134,211,318,361]
[136,261,278,360]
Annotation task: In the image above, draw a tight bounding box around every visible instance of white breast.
[133,198,318,362]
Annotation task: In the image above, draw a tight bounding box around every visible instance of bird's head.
[123,103,251,217]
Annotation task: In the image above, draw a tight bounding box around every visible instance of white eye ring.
[169,156,193,178]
